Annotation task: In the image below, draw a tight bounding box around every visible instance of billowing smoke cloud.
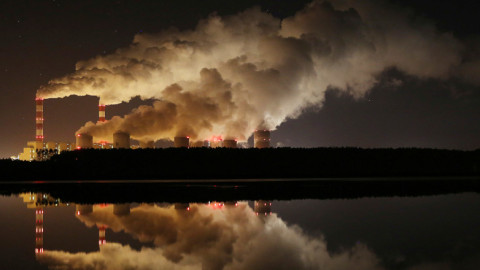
[37,0,474,141]
[37,203,383,270]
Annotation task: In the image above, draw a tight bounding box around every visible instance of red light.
[186,136,190,139]
[76,146,81,150]
[77,211,80,215]
[187,207,190,211]
[77,134,81,137]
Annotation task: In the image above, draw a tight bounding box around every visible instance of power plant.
[16,98,272,160]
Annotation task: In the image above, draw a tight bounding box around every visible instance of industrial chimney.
[35,98,44,143]
[113,131,130,149]
[76,133,93,149]
[98,104,106,122]
[254,130,270,148]
[35,207,44,255]
[223,139,237,148]
[174,136,189,148]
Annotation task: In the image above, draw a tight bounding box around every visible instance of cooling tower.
[98,104,106,122]
[254,130,270,148]
[113,204,131,216]
[174,136,189,148]
[113,131,130,149]
[139,140,155,148]
[76,133,93,149]
[254,200,272,215]
[75,204,93,215]
[35,98,44,143]
[223,139,237,148]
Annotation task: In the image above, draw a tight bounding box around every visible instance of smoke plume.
[37,203,383,270]
[37,0,474,142]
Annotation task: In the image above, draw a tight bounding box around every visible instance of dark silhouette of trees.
[1,147,479,181]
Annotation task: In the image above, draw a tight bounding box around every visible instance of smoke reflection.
[37,202,383,270]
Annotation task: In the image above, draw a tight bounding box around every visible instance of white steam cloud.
[37,203,383,270]
[37,0,473,141]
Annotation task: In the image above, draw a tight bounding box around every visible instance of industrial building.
[17,97,272,160]
[18,141,76,161]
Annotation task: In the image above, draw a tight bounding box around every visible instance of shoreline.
[1,177,479,204]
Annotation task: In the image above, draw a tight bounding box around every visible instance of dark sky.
[1,0,480,158]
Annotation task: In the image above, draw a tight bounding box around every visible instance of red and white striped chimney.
[99,103,106,122]
[35,207,44,254]
[35,98,44,142]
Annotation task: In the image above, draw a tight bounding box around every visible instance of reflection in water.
[16,192,480,270]
[20,193,383,270]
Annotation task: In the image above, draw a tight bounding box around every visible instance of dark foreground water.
[1,191,479,270]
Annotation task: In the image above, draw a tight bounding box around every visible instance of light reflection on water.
[1,192,480,270]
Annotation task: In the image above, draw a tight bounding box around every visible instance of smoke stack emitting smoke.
[36,0,476,143]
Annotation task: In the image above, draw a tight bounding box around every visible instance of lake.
[0,187,479,269]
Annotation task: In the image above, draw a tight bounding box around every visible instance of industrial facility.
[15,98,271,161]
[21,192,271,256]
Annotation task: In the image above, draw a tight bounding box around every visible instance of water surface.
[1,192,479,269]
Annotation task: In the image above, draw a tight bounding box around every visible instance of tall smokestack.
[35,98,44,143]
[98,224,107,246]
[35,207,44,254]
[254,130,270,149]
[99,104,106,122]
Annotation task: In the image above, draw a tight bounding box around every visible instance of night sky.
[1,0,480,158]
